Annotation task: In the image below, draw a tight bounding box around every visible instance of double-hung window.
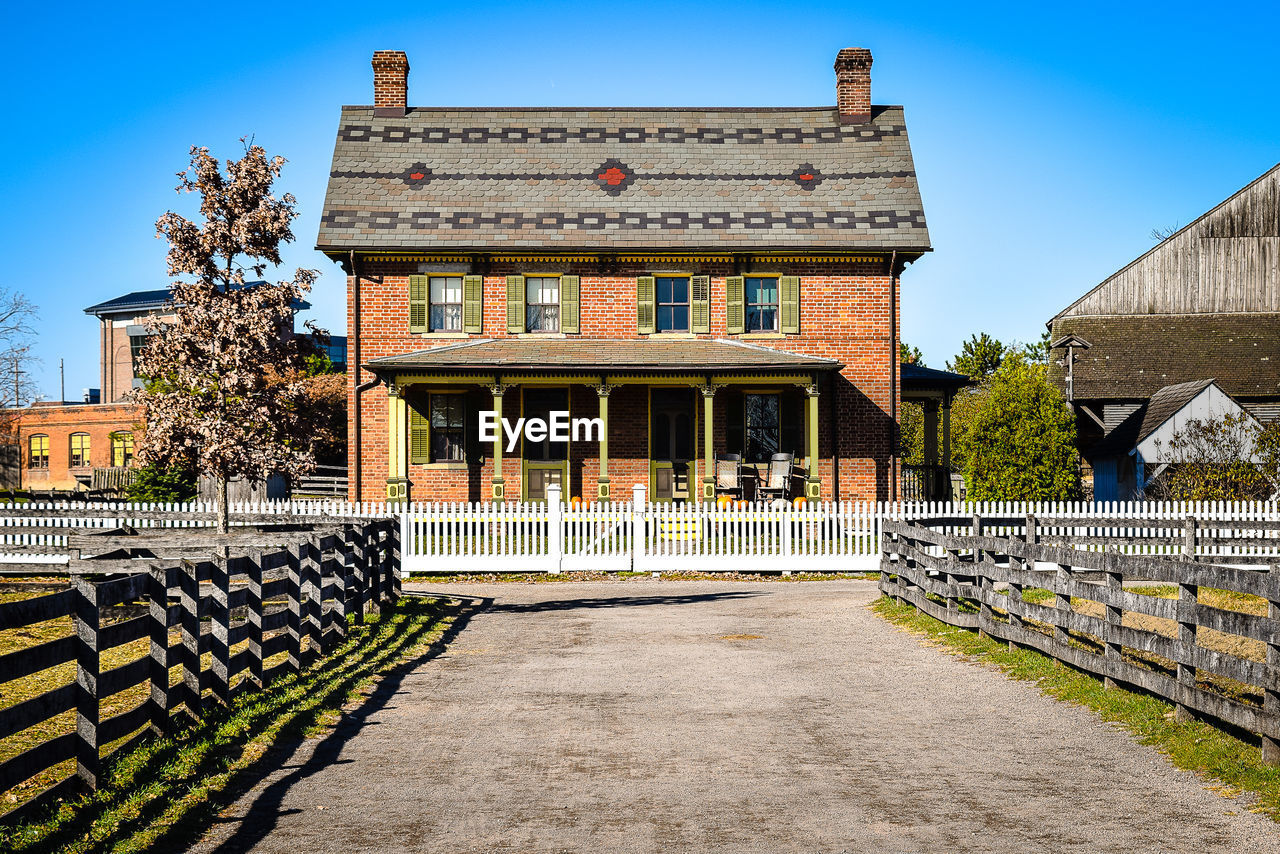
[655,277,689,333]
[111,432,134,467]
[526,276,560,333]
[744,394,781,462]
[70,433,91,468]
[745,277,779,332]
[429,276,463,332]
[28,435,49,470]
[430,394,466,462]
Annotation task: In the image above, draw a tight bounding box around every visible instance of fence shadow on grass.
[6,594,488,854]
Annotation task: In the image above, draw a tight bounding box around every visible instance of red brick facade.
[347,256,901,503]
[10,402,141,490]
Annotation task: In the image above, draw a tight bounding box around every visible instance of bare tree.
[135,143,318,532]
[0,288,40,434]
[1150,223,1181,242]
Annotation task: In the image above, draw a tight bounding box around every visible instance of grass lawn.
[0,596,456,853]
[873,594,1280,822]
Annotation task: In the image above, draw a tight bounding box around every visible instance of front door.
[650,388,695,502]
[522,387,569,501]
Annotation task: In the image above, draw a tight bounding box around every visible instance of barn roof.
[317,105,929,254]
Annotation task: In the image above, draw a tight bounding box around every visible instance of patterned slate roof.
[1048,314,1280,400]
[318,105,929,252]
[365,338,841,373]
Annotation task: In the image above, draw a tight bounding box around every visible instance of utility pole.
[60,358,65,404]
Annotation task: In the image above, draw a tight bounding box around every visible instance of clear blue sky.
[2,1,1277,398]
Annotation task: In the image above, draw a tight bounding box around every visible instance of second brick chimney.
[372,50,410,117]
[834,48,873,124]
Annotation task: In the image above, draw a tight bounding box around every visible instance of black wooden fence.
[0,517,400,804]
[880,515,1280,765]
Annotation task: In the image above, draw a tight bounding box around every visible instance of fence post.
[148,565,172,734]
[73,576,100,789]
[389,518,403,601]
[287,542,304,673]
[1007,515,1033,650]
[303,539,322,666]
[1103,550,1123,690]
[631,484,647,573]
[246,548,264,691]
[179,559,204,720]
[973,514,992,636]
[1264,565,1279,765]
[320,533,344,654]
[348,524,366,625]
[210,556,232,705]
[1175,580,1199,722]
[1053,563,1072,647]
[1183,516,1198,562]
[547,483,564,574]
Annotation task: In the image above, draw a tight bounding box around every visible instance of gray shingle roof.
[1048,314,1280,400]
[366,338,841,373]
[318,105,929,252]
[1085,378,1218,459]
[83,281,311,317]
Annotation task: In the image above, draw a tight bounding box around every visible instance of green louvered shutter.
[506,275,525,334]
[726,276,745,334]
[463,274,484,334]
[691,275,710,333]
[560,275,580,334]
[636,276,655,334]
[408,275,428,333]
[409,403,430,464]
[780,276,801,334]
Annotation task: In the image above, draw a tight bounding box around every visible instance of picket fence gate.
[399,489,1280,576]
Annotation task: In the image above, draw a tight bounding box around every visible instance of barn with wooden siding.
[1047,162,1280,496]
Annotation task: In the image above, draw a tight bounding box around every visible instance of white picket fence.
[0,499,393,564]
[399,488,1280,575]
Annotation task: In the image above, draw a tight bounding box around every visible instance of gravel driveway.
[194,579,1279,853]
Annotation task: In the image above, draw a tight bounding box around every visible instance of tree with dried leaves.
[136,143,318,532]
[0,288,39,434]
[1147,413,1280,501]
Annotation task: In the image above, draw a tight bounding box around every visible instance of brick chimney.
[372,50,410,117]
[833,48,873,124]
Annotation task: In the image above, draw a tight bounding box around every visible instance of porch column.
[804,382,821,500]
[488,383,509,502]
[700,384,719,503]
[942,395,952,470]
[922,400,939,466]
[594,384,614,502]
[386,383,408,503]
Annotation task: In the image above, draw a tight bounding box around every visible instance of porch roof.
[365,338,842,374]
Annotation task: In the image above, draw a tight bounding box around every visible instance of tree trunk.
[218,474,230,534]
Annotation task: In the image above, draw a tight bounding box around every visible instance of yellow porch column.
[488,383,508,501]
[700,384,719,503]
[804,381,821,501]
[595,384,614,501]
[386,383,409,503]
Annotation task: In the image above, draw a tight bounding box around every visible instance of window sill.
[740,333,786,340]
[647,332,696,338]
[412,462,474,470]
[413,332,471,339]
[512,332,567,338]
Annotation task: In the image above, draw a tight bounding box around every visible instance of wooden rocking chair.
[756,453,794,502]
[714,453,744,499]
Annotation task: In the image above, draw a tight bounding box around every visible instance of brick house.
[320,48,930,504]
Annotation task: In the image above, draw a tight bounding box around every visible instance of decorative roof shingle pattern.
[366,338,841,373]
[1049,314,1280,400]
[318,106,929,251]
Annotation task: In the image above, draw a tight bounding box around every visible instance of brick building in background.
[320,48,930,504]
[4,284,313,492]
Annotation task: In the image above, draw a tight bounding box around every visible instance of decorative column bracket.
[594,384,615,501]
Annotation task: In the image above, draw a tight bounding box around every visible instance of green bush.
[124,465,198,503]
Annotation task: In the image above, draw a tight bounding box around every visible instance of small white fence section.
[399,491,1280,576]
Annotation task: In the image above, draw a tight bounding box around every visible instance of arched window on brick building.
[28,435,49,470]
[70,433,91,468]
[111,432,134,467]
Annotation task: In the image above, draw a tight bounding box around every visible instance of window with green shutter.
[726,276,745,334]
[780,276,800,334]
[463,274,483,333]
[636,276,655,334]
[691,275,710,333]
[560,275,580,333]
[506,275,525,333]
[409,404,430,464]
[408,275,428,333]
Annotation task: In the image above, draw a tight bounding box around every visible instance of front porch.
[367,339,843,504]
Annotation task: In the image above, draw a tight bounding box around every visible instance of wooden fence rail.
[879,516,1280,764]
[0,517,400,808]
